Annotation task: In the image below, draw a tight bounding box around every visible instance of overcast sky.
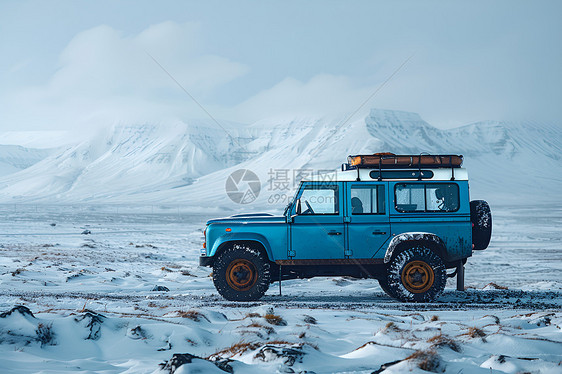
[1,0,561,131]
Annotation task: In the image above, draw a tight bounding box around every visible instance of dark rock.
[211,358,234,373]
[152,285,170,292]
[372,360,403,374]
[0,305,35,318]
[157,341,172,351]
[36,323,55,347]
[50,223,56,227]
[303,315,317,324]
[254,345,305,366]
[160,353,198,373]
[81,230,91,235]
[74,311,105,340]
[160,353,233,373]
[128,325,148,340]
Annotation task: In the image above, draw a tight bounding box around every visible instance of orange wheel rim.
[401,260,434,293]
[226,259,257,291]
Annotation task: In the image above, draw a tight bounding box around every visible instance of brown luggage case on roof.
[348,153,463,169]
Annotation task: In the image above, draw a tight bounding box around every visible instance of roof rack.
[343,153,463,182]
[346,153,463,169]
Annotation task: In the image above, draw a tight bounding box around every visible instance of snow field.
[0,204,560,373]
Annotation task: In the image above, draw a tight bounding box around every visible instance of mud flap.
[456,262,464,291]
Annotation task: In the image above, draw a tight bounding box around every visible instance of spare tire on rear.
[470,200,492,250]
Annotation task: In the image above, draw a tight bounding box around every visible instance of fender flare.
[384,232,447,263]
[209,232,274,261]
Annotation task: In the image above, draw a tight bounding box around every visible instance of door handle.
[372,231,387,235]
[328,231,342,236]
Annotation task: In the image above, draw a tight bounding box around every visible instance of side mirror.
[289,199,301,222]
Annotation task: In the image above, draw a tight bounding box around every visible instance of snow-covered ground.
[0,204,560,373]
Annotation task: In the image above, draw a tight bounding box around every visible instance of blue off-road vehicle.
[200,154,492,302]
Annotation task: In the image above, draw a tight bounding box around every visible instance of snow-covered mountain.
[0,145,52,177]
[0,131,74,149]
[0,109,560,207]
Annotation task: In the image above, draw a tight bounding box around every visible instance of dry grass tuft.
[244,322,275,335]
[465,327,486,339]
[484,282,508,290]
[245,312,261,318]
[263,339,292,345]
[406,349,442,372]
[459,327,487,342]
[427,333,461,352]
[382,321,402,333]
[264,313,287,326]
[177,310,209,322]
[430,315,439,322]
[266,340,319,351]
[211,341,261,358]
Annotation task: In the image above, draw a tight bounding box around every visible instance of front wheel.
[385,246,446,302]
[212,244,271,301]
[378,277,397,299]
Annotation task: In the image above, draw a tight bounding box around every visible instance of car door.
[345,182,391,259]
[290,182,344,259]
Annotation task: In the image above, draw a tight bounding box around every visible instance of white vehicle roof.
[302,168,468,182]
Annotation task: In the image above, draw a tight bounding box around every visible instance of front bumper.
[199,255,213,267]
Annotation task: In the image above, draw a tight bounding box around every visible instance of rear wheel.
[385,246,446,302]
[212,244,270,301]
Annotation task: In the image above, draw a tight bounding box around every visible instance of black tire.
[470,200,492,250]
[385,246,446,302]
[212,244,270,301]
[378,278,398,299]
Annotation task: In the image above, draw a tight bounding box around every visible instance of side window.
[395,184,425,212]
[426,184,459,212]
[351,185,385,214]
[395,183,459,212]
[299,185,338,214]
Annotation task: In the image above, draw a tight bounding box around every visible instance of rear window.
[395,183,459,212]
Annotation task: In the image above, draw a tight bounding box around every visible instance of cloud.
[230,74,378,121]
[2,21,248,130]
[2,2,560,133]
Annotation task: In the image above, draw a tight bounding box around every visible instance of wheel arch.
[210,234,274,264]
[383,232,447,263]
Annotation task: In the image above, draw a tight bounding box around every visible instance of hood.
[207,213,286,225]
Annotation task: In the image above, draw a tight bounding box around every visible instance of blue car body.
[203,178,472,266]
